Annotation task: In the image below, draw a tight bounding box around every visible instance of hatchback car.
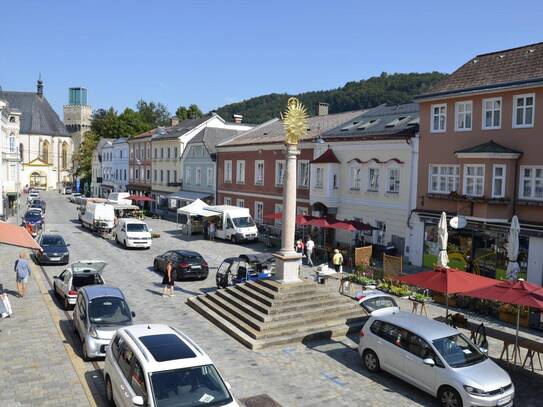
[104,324,238,407]
[30,199,46,213]
[27,191,40,204]
[22,210,44,227]
[69,192,81,203]
[35,234,70,265]
[74,286,135,360]
[53,261,106,309]
[153,250,209,280]
[356,290,400,315]
[359,311,514,407]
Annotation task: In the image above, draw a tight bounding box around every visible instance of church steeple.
[37,74,43,96]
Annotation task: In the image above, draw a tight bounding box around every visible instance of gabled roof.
[419,42,543,98]
[310,149,340,164]
[25,157,52,166]
[151,116,211,141]
[322,103,419,139]
[0,91,68,137]
[218,110,364,147]
[187,127,242,154]
[130,128,156,140]
[454,140,522,155]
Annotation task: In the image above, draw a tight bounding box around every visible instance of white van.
[80,202,115,231]
[114,218,152,249]
[207,205,258,243]
[107,192,131,205]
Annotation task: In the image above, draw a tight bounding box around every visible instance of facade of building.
[112,138,129,192]
[90,138,113,197]
[216,105,363,225]
[63,87,92,153]
[127,129,153,201]
[412,42,543,284]
[311,103,420,259]
[100,140,114,197]
[0,79,73,191]
[181,127,243,204]
[0,99,21,219]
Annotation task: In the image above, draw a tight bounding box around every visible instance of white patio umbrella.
[437,212,449,268]
[506,215,521,280]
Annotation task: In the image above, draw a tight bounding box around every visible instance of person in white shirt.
[305,237,315,266]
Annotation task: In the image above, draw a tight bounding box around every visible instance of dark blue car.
[36,234,70,265]
[22,210,43,226]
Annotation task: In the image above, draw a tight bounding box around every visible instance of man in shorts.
[14,252,32,298]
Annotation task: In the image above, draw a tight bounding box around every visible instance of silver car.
[358,311,514,407]
[73,285,135,360]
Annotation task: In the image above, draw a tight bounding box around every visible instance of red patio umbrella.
[398,267,497,316]
[0,222,42,251]
[307,217,333,228]
[263,213,312,225]
[328,220,358,232]
[126,195,154,202]
[463,279,543,364]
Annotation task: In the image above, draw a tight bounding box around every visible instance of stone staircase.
[187,279,365,350]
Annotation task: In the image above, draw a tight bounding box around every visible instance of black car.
[36,234,70,265]
[30,199,46,213]
[153,250,209,280]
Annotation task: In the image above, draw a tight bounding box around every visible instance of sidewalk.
[0,243,90,406]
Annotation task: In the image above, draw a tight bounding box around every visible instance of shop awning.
[0,222,42,250]
[126,195,154,202]
[168,191,211,202]
[177,199,216,217]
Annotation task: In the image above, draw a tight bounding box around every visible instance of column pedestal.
[273,251,302,284]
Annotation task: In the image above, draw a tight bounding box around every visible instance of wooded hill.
[214,72,447,124]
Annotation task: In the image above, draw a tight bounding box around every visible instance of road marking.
[32,263,97,407]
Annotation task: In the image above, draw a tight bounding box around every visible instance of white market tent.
[176,199,217,218]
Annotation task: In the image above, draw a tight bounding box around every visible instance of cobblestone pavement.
[2,191,543,406]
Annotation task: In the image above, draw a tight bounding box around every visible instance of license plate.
[50,257,61,261]
[498,396,512,406]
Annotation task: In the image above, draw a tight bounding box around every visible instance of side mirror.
[131,311,136,317]
[67,244,71,247]
[132,395,144,406]
[53,275,58,279]
[423,358,435,367]
[479,346,488,355]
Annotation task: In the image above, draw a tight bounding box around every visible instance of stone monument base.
[272,251,302,284]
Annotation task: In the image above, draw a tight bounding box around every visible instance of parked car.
[74,285,135,360]
[69,192,81,203]
[22,210,44,227]
[53,261,106,309]
[35,234,70,265]
[27,191,40,204]
[153,250,208,280]
[114,218,152,249]
[358,311,514,407]
[216,254,275,288]
[63,186,73,194]
[356,290,400,316]
[30,199,46,213]
[104,324,239,407]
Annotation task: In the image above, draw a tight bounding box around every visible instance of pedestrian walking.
[203,220,209,240]
[209,221,216,241]
[305,237,315,266]
[162,260,175,297]
[332,249,343,273]
[14,252,32,298]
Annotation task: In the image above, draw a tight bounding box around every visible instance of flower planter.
[433,293,457,307]
[498,311,529,328]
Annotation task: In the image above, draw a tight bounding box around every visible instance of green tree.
[175,106,189,120]
[73,131,100,181]
[136,100,170,127]
[175,104,203,120]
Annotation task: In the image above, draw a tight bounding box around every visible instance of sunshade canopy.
[398,267,497,295]
[177,199,217,217]
[0,222,41,250]
[126,195,154,202]
[463,279,543,309]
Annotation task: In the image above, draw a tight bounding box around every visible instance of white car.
[27,192,40,204]
[53,261,106,309]
[359,311,514,407]
[104,324,239,407]
[69,192,82,203]
[115,218,152,249]
[356,290,400,315]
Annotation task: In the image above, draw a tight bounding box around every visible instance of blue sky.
[1,0,542,115]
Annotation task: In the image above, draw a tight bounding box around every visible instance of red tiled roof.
[0,222,41,250]
[310,149,340,164]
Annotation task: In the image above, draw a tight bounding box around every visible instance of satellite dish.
[450,216,466,229]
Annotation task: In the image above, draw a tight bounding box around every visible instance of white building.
[0,99,21,219]
[90,138,113,197]
[100,140,114,197]
[112,138,129,192]
[310,103,420,263]
[0,79,73,191]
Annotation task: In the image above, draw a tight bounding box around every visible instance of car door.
[59,271,72,297]
[159,251,173,272]
[371,321,405,376]
[74,294,83,334]
[401,332,438,394]
[114,341,139,407]
[54,270,66,294]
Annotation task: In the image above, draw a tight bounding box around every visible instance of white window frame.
[224,160,232,183]
[519,166,543,201]
[482,97,502,130]
[185,167,191,185]
[224,196,232,205]
[236,160,245,184]
[431,103,447,133]
[275,160,285,186]
[368,167,379,192]
[195,167,201,185]
[206,167,213,187]
[513,93,535,128]
[349,166,361,190]
[254,160,265,186]
[428,165,460,194]
[297,160,310,188]
[315,167,323,188]
[254,201,264,223]
[463,164,485,197]
[387,167,400,193]
[492,164,506,198]
[455,101,473,131]
[236,198,245,208]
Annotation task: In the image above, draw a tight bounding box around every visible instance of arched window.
[8,133,16,153]
[19,143,24,161]
[61,142,68,169]
[9,117,15,123]
[41,140,50,163]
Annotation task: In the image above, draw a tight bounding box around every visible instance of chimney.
[316,102,329,116]
[232,114,243,124]
[170,117,179,126]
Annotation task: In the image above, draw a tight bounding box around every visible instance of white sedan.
[53,261,106,309]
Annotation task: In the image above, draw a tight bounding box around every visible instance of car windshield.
[433,333,486,368]
[127,223,148,232]
[231,216,255,228]
[88,297,132,325]
[361,296,398,313]
[150,364,232,407]
[42,236,65,247]
[25,212,41,220]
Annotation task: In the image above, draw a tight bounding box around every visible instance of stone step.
[232,285,275,307]
[225,287,273,313]
[214,290,271,323]
[204,294,266,332]
[269,302,360,322]
[187,297,257,349]
[244,280,328,301]
[252,280,329,298]
[269,296,353,315]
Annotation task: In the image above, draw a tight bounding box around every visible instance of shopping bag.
[0,294,12,318]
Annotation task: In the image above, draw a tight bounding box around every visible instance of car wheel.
[154,261,159,272]
[438,387,463,407]
[123,240,127,248]
[105,377,115,406]
[82,342,90,362]
[231,235,238,244]
[363,349,380,372]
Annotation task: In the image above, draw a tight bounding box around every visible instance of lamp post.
[273,98,308,283]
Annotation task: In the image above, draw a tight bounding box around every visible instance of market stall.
[176,199,218,236]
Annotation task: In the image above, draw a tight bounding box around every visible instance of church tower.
[63,87,92,152]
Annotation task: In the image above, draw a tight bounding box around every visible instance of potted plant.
[409,292,433,304]
[498,304,530,327]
